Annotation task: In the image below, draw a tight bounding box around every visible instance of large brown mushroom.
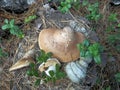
[38,27,85,62]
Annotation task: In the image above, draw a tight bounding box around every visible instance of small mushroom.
[9,49,35,71]
[38,58,61,76]
[9,57,34,71]
[38,27,85,62]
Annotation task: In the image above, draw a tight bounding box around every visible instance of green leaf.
[3,19,19,38]
[56,64,61,72]
[107,35,117,44]
[10,19,15,27]
[94,2,99,7]
[52,77,56,84]
[115,72,120,82]
[61,2,65,6]
[49,70,55,77]
[18,32,24,38]
[88,43,100,56]
[41,71,46,78]
[46,52,52,58]
[36,50,52,63]
[80,51,85,57]
[30,63,35,68]
[34,79,40,86]
[0,48,7,57]
[63,7,69,12]
[2,24,10,30]
[88,4,94,11]
[108,13,117,22]
[57,72,66,79]
[33,70,39,77]
[24,15,37,23]
[13,25,19,29]
[67,4,71,8]
[66,0,73,3]
[82,0,89,6]
[73,1,80,9]
[45,76,52,82]
[118,23,120,27]
[105,86,111,90]
[55,64,66,79]
[10,29,15,35]
[4,19,9,24]
[85,51,92,58]
[93,50,99,56]
[116,45,120,53]
[41,50,45,55]
[94,55,101,64]
[88,45,93,54]
[96,77,101,84]
[0,48,4,57]
[86,2,101,21]
[83,39,89,47]
[26,70,33,76]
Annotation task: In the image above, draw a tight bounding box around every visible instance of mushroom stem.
[38,58,61,77]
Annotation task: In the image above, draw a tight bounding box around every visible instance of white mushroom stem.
[38,58,61,77]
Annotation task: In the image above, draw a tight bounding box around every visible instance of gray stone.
[0,0,36,13]
[111,0,120,5]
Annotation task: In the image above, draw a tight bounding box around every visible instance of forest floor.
[0,0,120,90]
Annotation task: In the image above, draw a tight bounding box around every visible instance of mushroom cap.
[38,27,85,62]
